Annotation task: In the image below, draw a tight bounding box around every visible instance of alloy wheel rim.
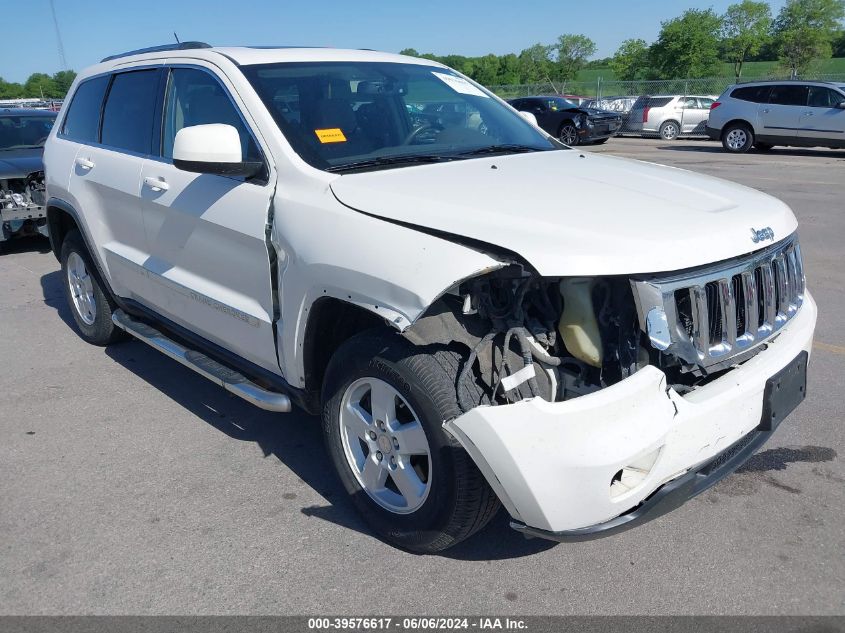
[727,129,747,150]
[67,252,96,326]
[339,377,432,514]
[561,126,578,145]
[663,124,678,139]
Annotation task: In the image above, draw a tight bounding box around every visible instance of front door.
[798,86,845,144]
[139,65,280,374]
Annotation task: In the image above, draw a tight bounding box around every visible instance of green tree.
[722,1,773,78]
[51,70,77,96]
[554,34,597,81]
[518,43,553,83]
[610,39,651,80]
[650,9,724,78]
[834,30,845,55]
[23,73,58,98]
[399,48,419,57]
[773,0,845,77]
[0,77,24,99]
[497,53,521,84]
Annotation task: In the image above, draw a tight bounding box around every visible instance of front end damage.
[403,236,817,539]
[0,171,48,245]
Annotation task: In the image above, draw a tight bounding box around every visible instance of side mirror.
[518,111,539,127]
[173,124,262,178]
[836,101,845,109]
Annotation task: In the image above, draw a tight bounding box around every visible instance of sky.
[1,0,789,83]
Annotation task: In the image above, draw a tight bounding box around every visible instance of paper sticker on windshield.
[315,128,347,143]
[431,72,489,98]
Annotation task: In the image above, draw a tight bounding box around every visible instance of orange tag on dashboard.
[315,128,347,143]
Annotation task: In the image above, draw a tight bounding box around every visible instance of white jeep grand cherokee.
[43,43,817,552]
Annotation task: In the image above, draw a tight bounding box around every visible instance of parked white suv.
[707,81,845,152]
[43,43,817,552]
[628,95,718,139]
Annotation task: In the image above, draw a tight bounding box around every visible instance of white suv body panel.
[44,47,817,538]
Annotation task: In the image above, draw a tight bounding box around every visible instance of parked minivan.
[43,43,816,552]
[707,80,845,152]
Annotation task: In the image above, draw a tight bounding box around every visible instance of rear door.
[138,64,280,374]
[798,86,845,144]
[65,68,162,302]
[759,84,807,141]
[678,96,707,133]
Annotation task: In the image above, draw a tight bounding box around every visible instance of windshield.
[546,97,578,110]
[0,114,56,150]
[242,62,558,172]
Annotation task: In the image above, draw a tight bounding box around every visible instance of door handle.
[143,176,169,192]
[75,157,94,170]
[804,111,814,116]
[761,108,770,114]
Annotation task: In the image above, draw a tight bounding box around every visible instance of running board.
[112,309,291,413]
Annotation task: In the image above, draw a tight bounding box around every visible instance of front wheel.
[322,332,500,553]
[722,123,754,153]
[559,122,579,146]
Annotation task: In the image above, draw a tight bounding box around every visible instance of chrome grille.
[631,236,805,369]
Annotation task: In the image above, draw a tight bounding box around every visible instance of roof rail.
[101,41,212,63]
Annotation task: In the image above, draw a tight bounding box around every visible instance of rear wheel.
[559,122,579,146]
[322,331,500,553]
[60,230,126,346]
[722,123,754,153]
[659,120,680,140]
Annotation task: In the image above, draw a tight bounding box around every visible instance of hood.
[330,150,798,276]
[0,149,44,180]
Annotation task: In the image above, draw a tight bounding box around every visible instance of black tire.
[721,122,754,153]
[322,331,500,553]
[60,230,126,346]
[659,120,680,140]
[559,122,579,146]
[754,142,774,152]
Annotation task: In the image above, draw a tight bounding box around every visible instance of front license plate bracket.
[760,351,808,432]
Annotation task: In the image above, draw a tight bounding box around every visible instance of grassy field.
[573,58,845,83]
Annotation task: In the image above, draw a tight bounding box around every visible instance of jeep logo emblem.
[750,227,775,243]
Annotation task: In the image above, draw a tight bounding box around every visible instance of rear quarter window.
[731,85,772,103]
[61,75,110,143]
[648,97,673,108]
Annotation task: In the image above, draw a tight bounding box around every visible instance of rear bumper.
[705,125,721,141]
[444,292,817,537]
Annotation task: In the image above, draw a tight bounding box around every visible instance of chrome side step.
[112,309,291,413]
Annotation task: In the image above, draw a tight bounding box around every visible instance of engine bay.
[0,171,47,241]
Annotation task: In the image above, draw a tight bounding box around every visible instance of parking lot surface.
[1,137,843,615]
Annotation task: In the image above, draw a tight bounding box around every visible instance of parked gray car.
[627,95,717,139]
[707,81,845,153]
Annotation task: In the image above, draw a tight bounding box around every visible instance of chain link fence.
[487,74,845,137]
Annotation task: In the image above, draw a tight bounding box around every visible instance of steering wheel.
[402,124,437,145]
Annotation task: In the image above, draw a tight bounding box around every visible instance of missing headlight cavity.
[403,267,647,411]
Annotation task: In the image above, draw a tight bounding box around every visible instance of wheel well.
[721,119,754,136]
[302,297,388,397]
[46,206,80,260]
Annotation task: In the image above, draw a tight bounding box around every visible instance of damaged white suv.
[43,44,817,552]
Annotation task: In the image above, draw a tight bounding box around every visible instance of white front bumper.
[445,292,817,534]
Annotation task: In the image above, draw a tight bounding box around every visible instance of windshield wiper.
[326,154,455,173]
[456,144,542,156]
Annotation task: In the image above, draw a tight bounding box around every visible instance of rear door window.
[101,69,160,154]
[730,85,772,103]
[768,85,809,107]
[61,75,110,143]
